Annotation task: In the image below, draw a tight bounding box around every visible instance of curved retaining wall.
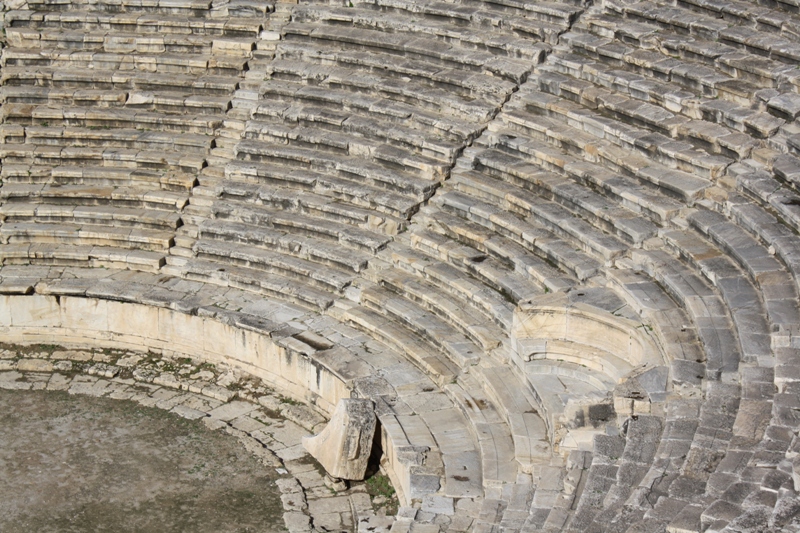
[1,294,350,413]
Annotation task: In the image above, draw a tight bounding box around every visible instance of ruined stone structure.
[1,0,800,530]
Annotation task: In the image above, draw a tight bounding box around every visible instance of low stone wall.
[1,294,350,414]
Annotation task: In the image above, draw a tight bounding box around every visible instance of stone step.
[454,163,657,245]
[265,54,503,123]
[4,10,265,38]
[234,139,441,193]
[164,256,336,310]
[26,0,218,16]
[504,87,734,180]
[248,79,480,143]
[2,104,225,135]
[0,203,182,230]
[330,300,460,386]
[0,143,206,173]
[280,21,532,85]
[1,66,240,96]
[406,225,565,300]
[2,49,247,77]
[435,187,628,263]
[445,377,519,487]
[0,164,195,191]
[222,160,422,219]
[366,265,505,352]
[0,222,174,252]
[473,145,684,225]
[214,179,407,236]
[242,120,455,172]
[0,183,189,209]
[475,364,552,474]
[191,198,391,254]
[422,194,604,281]
[292,3,550,60]
[191,238,356,291]
[359,282,482,370]
[0,242,167,271]
[383,243,518,330]
[661,228,771,368]
[6,28,256,56]
[247,107,463,163]
[16,125,213,153]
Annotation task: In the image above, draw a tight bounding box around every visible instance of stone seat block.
[463,163,657,245]
[1,66,239,96]
[1,86,128,107]
[445,379,519,485]
[0,203,182,230]
[21,125,212,153]
[266,54,503,123]
[0,143,206,173]
[523,370,605,433]
[505,89,731,181]
[420,205,600,281]
[5,10,264,38]
[360,283,482,370]
[124,91,231,114]
[0,242,166,271]
[476,146,682,226]
[10,105,224,135]
[0,183,188,210]
[332,300,460,385]
[199,197,391,252]
[450,228,565,297]
[687,209,787,284]
[281,22,531,84]
[735,169,800,237]
[243,120,453,177]
[215,180,407,236]
[292,4,550,59]
[26,0,217,16]
[385,243,517,329]
[234,140,438,195]
[474,365,551,472]
[252,81,480,143]
[222,160,421,219]
[166,256,335,310]
[0,222,174,251]
[248,107,463,163]
[369,266,506,351]
[197,218,372,273]
[3,49,246,77]
[488,119,715,201]
[19,29,223,55]
[698,98,784,139]
[192,238,355,291]
[662,229,769,365]
[436,188,628,263]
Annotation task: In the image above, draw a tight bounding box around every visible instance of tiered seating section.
[0,0,272,270]
[2,0,800,530]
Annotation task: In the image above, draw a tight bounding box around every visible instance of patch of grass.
[278,395,301,406]
[365,473,398,515]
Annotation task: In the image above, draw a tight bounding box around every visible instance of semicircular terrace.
[2,0,800,530]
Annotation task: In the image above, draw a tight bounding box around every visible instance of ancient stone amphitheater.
[1,0,800,529]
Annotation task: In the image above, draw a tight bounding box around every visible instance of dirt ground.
[0,388,286,533]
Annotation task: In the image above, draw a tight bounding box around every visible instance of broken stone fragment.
[302,398,376,481]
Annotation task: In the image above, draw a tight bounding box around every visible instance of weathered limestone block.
[302,398,376,480]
